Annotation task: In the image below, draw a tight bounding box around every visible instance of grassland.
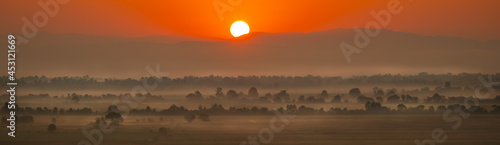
[1,114,500,145]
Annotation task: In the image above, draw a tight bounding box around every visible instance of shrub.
[48,124,57,132]
[198,114,210,122]
[184,114,195,122]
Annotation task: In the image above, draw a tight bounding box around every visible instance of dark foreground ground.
[1,114,500,145]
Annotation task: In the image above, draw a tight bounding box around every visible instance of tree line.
[4,102,500,116]
[3,73,499,90]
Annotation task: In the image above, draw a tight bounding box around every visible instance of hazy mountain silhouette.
[2,29,499,78]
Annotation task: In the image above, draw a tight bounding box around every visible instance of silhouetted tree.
[298,95,305,102]
[186,91,203,100]
[445,82,451,88]
[106,105,119,113]
[373,87,385,97]
[105,112,123,125]
[264,93,272,99]
[226,90,238,100]
[425,93,447,103]
[273,97,282,103]
[195,91,203,98]
[198,114,210,122]
[357,95,375,103]
[349,88,361,98]
[397,104,407,112]
[320,90,329,98]
[436,105,447,112]
[48,124,56,132]
[364,102,388,112]
[386,95,401,103]
[248,87,258,97]
[468,106,488,114]
[416,105,425,111]
[275,90,290,102]
[71,96,80,103]
[331,95,341,103]
[215,87,224,98]
[184,114,195,122]
[428,106,435,112]
[52,107,58,114]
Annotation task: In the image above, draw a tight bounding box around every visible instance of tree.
[93,117,102,128]
[436,105,447,112]
[215,87,224,98]
[298,95,305,102]
[386,95,401,103]
[248,87,258,97]
[276,90,290,102]
[357,95,375,103]
[373,87,385,97]
[186,93,197,100]
[348,88,361,98]
[331,95,341,103]
[425,93,446,103]
[105,112,123,125]
[444,82,451,88]
[48,124,57,132]
[286,105,298,113]
[320,90,329,98]
[386,88,397,96]
[226,90,238,100]
[272,97,282,103]
[186,91,203,100]
[184,114,195,122]
[52,107,59,114]
[106,105,119,114]
[416,105,425,111]
[364,102,387,112]
[428,106,435,112]
[397,104,407,112]
[198,114,210,122]
[195,91,203,98]
[71,96,80,103]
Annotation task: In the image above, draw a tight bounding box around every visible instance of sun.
[230,21,250,37]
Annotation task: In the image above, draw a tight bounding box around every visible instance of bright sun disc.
[230,21,250,37]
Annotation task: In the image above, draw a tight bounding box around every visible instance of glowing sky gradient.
[1,0,499,41]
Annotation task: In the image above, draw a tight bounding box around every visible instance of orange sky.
[1,0,499,40]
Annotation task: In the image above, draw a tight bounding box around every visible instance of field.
[2,114,500,145]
